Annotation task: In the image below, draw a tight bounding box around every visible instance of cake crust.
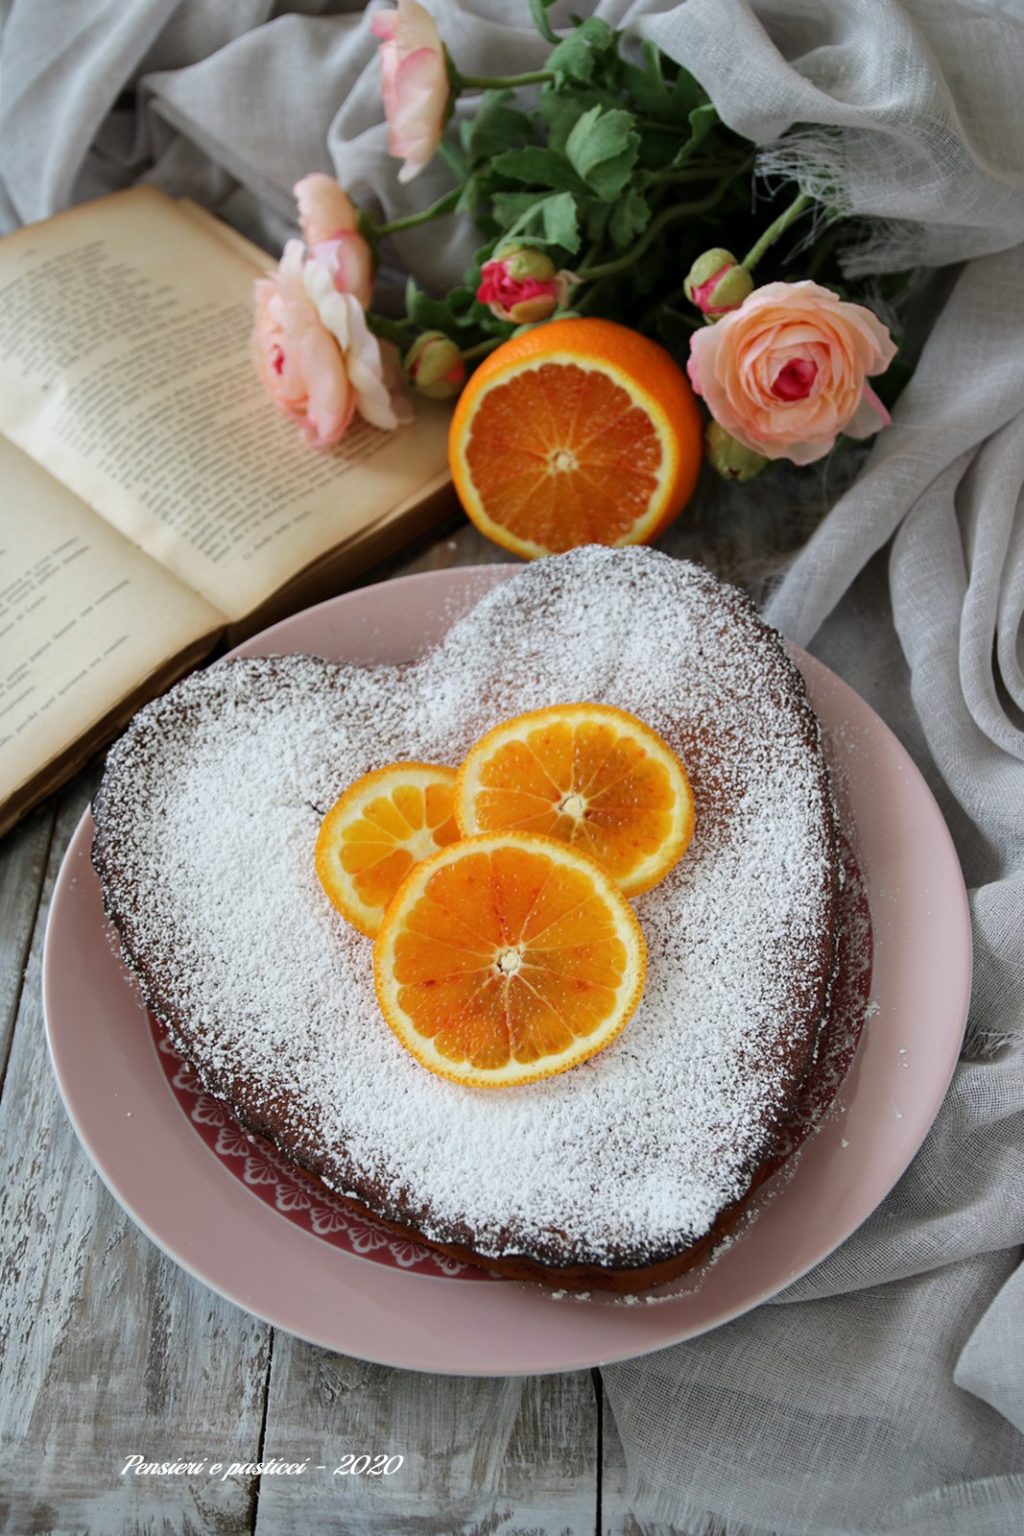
[92,548,839,1293]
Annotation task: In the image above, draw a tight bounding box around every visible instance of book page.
[0,437,222,817]
[0,187,453,623]
[175,199,278,268]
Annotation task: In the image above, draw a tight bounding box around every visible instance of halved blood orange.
[373,832,646,1088]
[454,704,694,897]
[448,316,702,558]
[315,762,459,937]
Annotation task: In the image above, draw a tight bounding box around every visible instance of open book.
[0,187,456,837]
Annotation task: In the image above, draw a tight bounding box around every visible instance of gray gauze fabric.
[1,2,1022,1531]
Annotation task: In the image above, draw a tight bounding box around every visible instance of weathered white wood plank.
[603,1382,742,1536]
[0,800,54,1077]
[497,1366,598,1533]
[253,1342,597,1535]
[0,771,271,1536]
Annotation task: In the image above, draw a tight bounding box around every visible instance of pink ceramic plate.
[43,567,972,1376]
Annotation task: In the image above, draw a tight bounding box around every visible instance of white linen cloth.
[2,3,1022,1531]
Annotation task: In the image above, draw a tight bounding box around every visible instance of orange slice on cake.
[454,704,694,897]
[448,317,702,558]
[374,831,646,1088]
[315,762,460,937]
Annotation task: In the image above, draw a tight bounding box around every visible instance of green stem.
[646,155,752,187]
[740,190,811,272]
[461,336,506,362]
[373,186,461,237]
[457,69,555,89]
[579,181,732,281]
[528,0,558,45]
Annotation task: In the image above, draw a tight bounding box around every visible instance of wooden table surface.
[0,502,805,1535]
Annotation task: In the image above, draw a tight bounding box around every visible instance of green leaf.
[491,146,589,195]
[461,90,532,163]
[447,285,479,316]
[621,62,665,117]
[565,106,640,201]
[621,50,709,126]
[536,88,581,154]
[491,190,551,229]
[528,0,558,45]
[686,102,718,147]
[661,102,720,172]
[502,191,581,253]
[609,187,651,249]
[365,312,415,348]
[404,278,459,335]
[669,63,709,120]
[621,39,671,116]
[546,17,617,84]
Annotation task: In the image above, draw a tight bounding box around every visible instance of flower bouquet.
[253,0,909,556]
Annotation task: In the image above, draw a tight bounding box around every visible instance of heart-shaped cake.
[92,546,839,1293]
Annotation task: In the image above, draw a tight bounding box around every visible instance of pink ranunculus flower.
[686,280,897,466]
[477,247,577,325]
[293,173,375,311]
[370,0,450,184]
[294,173,360,242]
[252,241,400,448]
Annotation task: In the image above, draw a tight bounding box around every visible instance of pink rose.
[370,0,450,184]
[252,241,401,448]
[686,281,897,465]
[293,174,374,311]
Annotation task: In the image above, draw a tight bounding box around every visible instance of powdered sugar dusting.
[93,547,837,1270]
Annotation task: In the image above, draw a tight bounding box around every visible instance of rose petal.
[845,382,891,438]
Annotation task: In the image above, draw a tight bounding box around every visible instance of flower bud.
[705,420,767,482]
[477,246,571,325]
[684,248,754,318]
[497,246,557,284]
[404,331,465,399]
